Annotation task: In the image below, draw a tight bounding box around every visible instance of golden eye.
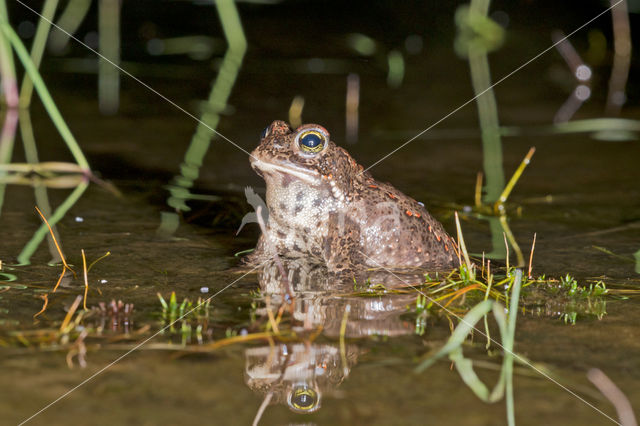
[288,385,320,413]
[296,128,328,154]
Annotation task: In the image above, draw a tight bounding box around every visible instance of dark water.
[1,1,639,425]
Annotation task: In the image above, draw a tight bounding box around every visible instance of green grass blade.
[415,299,494,372]
[0,19,90,170]
[19,0,59,107]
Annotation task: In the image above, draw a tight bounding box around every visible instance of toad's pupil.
[300,132,322,148]
[292,393,314,408]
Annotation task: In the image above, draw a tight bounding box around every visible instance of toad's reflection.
[245,343,357,414]
[246,259,424,419]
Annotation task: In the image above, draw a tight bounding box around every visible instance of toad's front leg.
[322,213,363,274]
[240,234,270,267]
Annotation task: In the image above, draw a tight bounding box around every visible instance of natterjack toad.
[244,120,456,272]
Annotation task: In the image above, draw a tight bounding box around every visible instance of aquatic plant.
[528,274,609,325]
[0,3,97,268]
[414,293,428,336]
[455,0,506,205]
[7,295,88,367]
[161,0,248,234]
[348,208,611,326]
[157,291,214,345]
[558,274,608,298]
[0,4,89,170]
[17,0,59,108]
[415,269,522,426]
[411,265,610,326]
[403,212,617,424]
[32,206,109,310]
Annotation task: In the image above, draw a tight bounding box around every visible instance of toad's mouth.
[251,159,320,185]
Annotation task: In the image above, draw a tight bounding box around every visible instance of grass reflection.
[160,0,247,236]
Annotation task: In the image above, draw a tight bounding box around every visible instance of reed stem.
[0,0,18,107]
[19,0,59,107]
[0,19,90,170]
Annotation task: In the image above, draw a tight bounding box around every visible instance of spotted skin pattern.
[245,120,456,273]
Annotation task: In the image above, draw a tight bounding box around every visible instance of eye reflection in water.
[289,385,320,413]
[245,342,357,415]
[246,258,421,420]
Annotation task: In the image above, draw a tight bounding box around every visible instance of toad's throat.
[251,159,320,185]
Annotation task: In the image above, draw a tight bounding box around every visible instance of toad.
[243,120,456,273]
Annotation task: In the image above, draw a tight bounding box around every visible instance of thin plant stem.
[87,252,111,272]
[164,0,247,216]
[475,172,483,207]
[455,211,474,277]
[0,108,18,215]
[470,47,504,204]
[483,216,508,260]
[465,0,504,205]
[19,109,39,162]
[470,0,490,15]
[202,332,274,350]
[264,295,280,335]
[48,0,92,53]
[386,49,404,88]
[59,295,82,332]
[505,269,523,426]
[19,110,65,263]
[80,249,89,311]
[501,117,640,136]
[340,304,351,378]
[19,0,60,107]
[495,147,536,213]
[0,109,17,162]
[503,232,509,271]
[500,215,525,268]
[81,249,88,310]
[528,233,537,278]
[98,0,120,114]
[443,284,480,308]
[252,392,273,426]
[345,73,359,143]
[483,265,494,349]
[35,185,63,263]
[605,0,631,116]
[35,206,73,273]
[0,0,18,107]
[288,95,304,128]
[18,182,88,265]
[33,293,49,319]
[587,368,637,426]
[0,20,90,170]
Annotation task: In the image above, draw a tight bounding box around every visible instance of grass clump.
[157,291,212,345]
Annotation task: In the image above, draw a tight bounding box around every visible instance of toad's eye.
[288,385,320,413]
[260,126,269,139]
[295,128,328,154]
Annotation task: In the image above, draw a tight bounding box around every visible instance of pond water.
[0,1,639,425]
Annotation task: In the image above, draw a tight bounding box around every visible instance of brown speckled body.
[245,120,456,272]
